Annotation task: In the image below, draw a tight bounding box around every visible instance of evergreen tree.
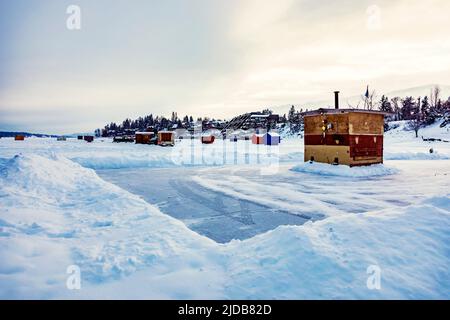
[149,114,154,126]
[379,95,393,113]
[420,96,434,125]
[401,97,415,120]
[421,96,430,115]
[288,105,296,122]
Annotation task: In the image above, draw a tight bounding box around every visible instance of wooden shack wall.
[304,113,349,135]
[252,135,264,144]
[348,113,384,135]
[158,132,174,142]
[304,145,351,165]
[135,134,152,144]
[304,112,385,166]
[201,136,215,143]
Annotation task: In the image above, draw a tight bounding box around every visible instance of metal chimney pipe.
[334,91,340,109]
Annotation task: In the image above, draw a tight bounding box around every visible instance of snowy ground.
[0,121,449,299]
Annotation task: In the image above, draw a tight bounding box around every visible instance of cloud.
[1,0,450,133]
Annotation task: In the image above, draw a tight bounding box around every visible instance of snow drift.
[290,162,398,177]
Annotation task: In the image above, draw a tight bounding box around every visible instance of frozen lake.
[0,134,449,299]
[97,166,311,243]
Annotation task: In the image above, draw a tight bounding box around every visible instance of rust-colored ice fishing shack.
[135,132,155,144]
[15,135,25,141]
[302,92,389,167]
[157,131,175,146]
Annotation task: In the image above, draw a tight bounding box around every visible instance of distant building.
[157,131,175,146]
[225,112,280,131]
[135,132,155,144]
[201,135,215,144]
[83,136,94,143]
[252,133,265,145]
[264,132,280,145]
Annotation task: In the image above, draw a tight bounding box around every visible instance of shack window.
[333,134,344,145]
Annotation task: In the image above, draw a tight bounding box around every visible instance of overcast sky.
[1,0,450,134]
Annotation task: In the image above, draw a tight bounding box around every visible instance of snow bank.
[71,153,179,170]
[0,154,449,299]
[291,162,398,177]
[226,195,450,299]
[385,152,450,160]
[0,154,221,299]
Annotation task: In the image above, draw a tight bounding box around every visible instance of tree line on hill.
[98,86,450,138]
[100,112,215,137]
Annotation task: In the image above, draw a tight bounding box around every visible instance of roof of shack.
[301,108,393,117]
[135,132,155,135]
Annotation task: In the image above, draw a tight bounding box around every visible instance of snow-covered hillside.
[272,84,450,114]
[0,125,449,299]
[384,120,450,160]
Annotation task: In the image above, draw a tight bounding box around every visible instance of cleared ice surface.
[97,167,311,243]
[98,160,449,243]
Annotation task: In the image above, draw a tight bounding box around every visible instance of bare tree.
[407,116,423,138]
[347,101,361,109]
[391,97,401,120]
[430,86,441,109]
[362,90,378,110]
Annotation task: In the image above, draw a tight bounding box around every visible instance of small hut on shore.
[158,131,175,146]
[201,135,215,144]
[264,132,280,145]
[83,136,94,143]
[135,132,155,144]
[252,133,265,144]
[15,135,25,141]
